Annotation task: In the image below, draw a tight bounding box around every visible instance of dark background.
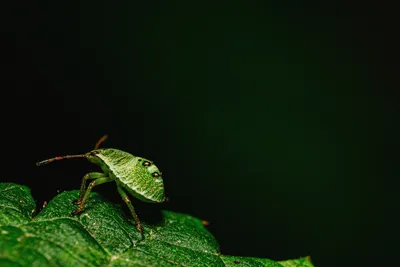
[1,1,399,267]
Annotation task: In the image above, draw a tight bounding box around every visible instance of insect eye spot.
[152,172,160,178]
[143,161,151,167]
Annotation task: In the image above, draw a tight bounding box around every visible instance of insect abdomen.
[98,149,165,203]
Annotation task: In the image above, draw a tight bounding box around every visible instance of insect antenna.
[36,154,87,166]
[95,134,108,149]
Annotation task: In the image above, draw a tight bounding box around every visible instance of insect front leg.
[116,184,144,238]
[70,176,114,216]
[71,172,107,205]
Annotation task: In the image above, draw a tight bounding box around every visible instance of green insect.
[36,135,166,236]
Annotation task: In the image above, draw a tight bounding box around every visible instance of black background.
[1,1,399,267]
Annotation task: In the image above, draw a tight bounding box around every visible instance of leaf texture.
[0,183,314,267]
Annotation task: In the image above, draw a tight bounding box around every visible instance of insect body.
[36,136,166,237]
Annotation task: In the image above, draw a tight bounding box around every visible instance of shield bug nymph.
[36,135,166,237]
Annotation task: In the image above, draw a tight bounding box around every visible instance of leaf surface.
[0,183,314,267]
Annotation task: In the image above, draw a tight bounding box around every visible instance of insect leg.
[70,176,114,216]
[116,184,144,237]
[72,172,107,205]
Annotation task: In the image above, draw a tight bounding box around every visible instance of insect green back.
[86,148,165,203]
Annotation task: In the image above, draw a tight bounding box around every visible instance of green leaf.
[278,257,314,267]
[0,183,315,267]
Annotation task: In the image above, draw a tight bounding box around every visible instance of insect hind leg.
[117,184,144,238]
